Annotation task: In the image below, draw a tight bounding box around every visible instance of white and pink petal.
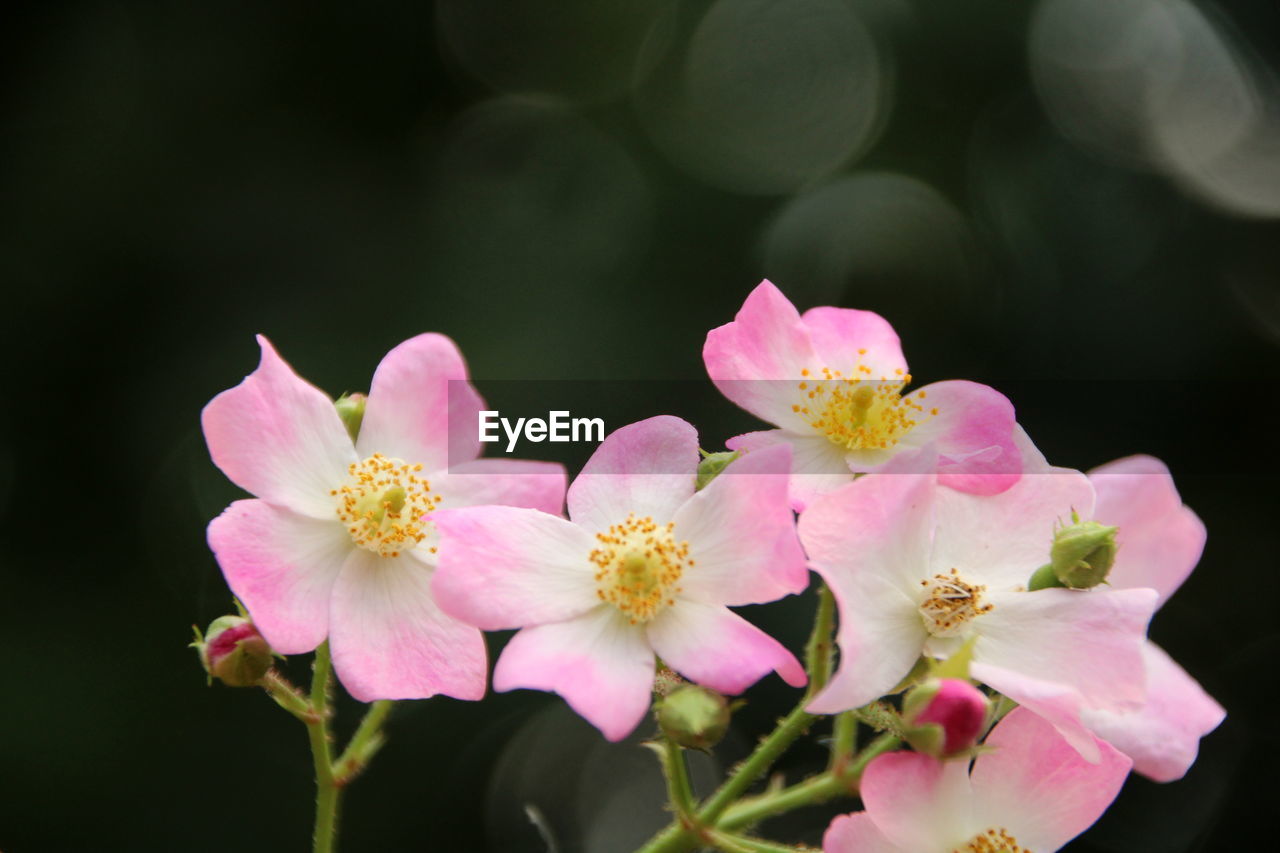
[800,475,936,712]
[356,332,485,472]
[206,499,352,655]
[328,549,487,702]
[672,444,808,606]
[493,606,655,742]
[1089,455,1206,607]
[703,280,819,431]
[431,506,600,631]
[971,708,1131,852]
[799,305,907,380]
[646,600,805,694]
[201,336,357,518]
[726,430,855,512]
[974,586,1156,712]
[823,812,908,853]
[930,471,1095,591]
[902,380,1022,496]
[858,751,977,852]
[567,416,699,534]
[1080,642,1225,782]
[430,458,568,516]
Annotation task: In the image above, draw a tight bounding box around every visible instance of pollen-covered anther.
[798,367,935,451]
[954,827,1029,853]
[332,453,438,557]
[919,568,994,638]
[590,514,691,624]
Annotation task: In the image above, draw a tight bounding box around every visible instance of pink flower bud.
[901,678,988,757]
[194,615,274,687]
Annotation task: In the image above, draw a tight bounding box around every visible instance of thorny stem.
[334,700,394,785]
[309,642,340,853]
[829,712,858,775]
[639,584,867,853]
[260,645,395,852]
[663,736,698,824]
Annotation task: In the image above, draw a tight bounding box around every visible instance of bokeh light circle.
[635,0,890,195]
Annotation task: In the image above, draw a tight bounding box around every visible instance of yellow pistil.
[332,453,439,557]
[953,827,1030,852]
[919,568,993,638]
[590,513,692,624]
[797,366,932,451]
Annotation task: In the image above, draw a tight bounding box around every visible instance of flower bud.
[1049,517,1118,589]
[901,678,988,758]
[193,615,274,687]
[695,450,741,491]
[334,392,367,443]
[657,685,731,750]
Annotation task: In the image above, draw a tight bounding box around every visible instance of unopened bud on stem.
[695,450,741,491]
[1040,514,1118,590]
[901,678,988,758]
[193,615,274,687]
[658,685,730,750]
[335,392,367,443]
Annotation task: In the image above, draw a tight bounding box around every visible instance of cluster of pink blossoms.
[202,281,1223,851]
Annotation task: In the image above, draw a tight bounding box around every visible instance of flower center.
[590,514,691,624]
[954,827,1030,853]
[792,366,935,451]
[332,454,439,558]
[919,568,993,638]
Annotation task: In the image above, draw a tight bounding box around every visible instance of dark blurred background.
[2,0,1277,850]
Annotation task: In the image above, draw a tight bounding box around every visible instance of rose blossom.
[203,334,565,701]
[704,280,1022,509]
[799,468,1157,760]
[824,708,1131,853]
[431,416,808,741]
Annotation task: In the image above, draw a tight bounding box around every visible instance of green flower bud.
[335,392,367,443]
[1049,516,1118,589]
[192,615,274,687]
[695,450,741,491]
[657,685,730,750]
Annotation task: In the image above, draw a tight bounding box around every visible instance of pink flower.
[824,708,1131,853]
[703,281,1022,510]
[202,335,566,702]
[1078,455,1225,782]
[430,416,808,741]
[799,470,1157,760]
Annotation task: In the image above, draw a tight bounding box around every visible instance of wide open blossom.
[704,280,1022,510]
[203,335,566,702]
[431,416,808,741]
[799,469,1157,759]
[1076,455,1226,782]
[824,708,1132,853]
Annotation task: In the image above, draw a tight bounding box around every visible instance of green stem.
[803,584,836,696]
[334,700,394,785]
[663,737,697,822]
[261,670,315,723]
[700,704,817,826]
[636,585,839,853]
[720,733,899,832]
[706,829,811,853]
[308,642,340,853]
[829,712,857,773]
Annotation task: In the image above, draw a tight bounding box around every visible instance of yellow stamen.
[919,568,993,638]
[590,514,690,624]
[953,827,1029,853]
[333,453,438,557]
[798,365,933,451]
